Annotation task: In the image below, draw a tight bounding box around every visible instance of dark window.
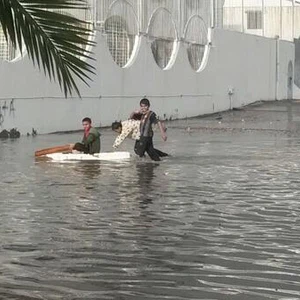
[246,11,262,30]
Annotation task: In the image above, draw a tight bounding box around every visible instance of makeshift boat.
[46,152,131,162]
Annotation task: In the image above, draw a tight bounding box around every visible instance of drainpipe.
[241,0,244,33]
[293,0,295,39]
[280,0,283,39]
[211,0,215,28]
[275,36,280,101]
[262,0,265,37]
[93,0,97,27]
[178,0,181,36]
[138,0,142,33]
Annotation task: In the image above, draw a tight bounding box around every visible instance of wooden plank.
[35,145,71,157]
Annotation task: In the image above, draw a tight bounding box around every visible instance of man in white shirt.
[112,119,140,149]
[112,120,168,158]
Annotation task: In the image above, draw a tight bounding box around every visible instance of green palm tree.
[0,0,95,97]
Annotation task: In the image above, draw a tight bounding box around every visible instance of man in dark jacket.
[130,98,167,161]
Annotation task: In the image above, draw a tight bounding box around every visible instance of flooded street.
[1,101,300,299]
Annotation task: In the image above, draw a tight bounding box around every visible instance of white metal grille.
[0,27,20,61]
[141,0,179,34]
[54,1,94,53]
[219,0,300,41]
[94,0,140,31]
[0,1,93,62]
[184,16,208,71]
[148,8,177,69]
[3,0,300,64]
[98,0,212,70]
[104,0,139,67]
[105,16,136,67]
[180,0,211,36]
[246,10,263,29]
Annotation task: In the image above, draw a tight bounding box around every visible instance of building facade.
[0,0,296,134]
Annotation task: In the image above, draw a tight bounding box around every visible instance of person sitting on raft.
[70,117,101,154]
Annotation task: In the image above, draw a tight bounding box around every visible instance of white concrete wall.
[0,28,294,134]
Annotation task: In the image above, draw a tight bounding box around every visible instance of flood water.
[1,101,300,299]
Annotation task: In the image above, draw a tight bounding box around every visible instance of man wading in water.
[130,98,167,161]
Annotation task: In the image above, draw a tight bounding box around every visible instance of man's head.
[82,117,92,130]
[140,98,150,114]
[112,121,122,134]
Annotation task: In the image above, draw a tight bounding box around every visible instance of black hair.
[82,117,92,124]
[112,121,122,130]
[140,98,150,107]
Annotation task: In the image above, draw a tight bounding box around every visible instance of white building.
[223,0,300,40]
[0,0,297,134]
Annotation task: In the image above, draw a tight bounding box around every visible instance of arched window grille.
[184,15,209,71]
[104,0,139,68]
[55,2,94,56]
[148,8,178,70]
[0,27,22,62]
[0,1,94,62]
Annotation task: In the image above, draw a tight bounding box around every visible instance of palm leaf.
[0,0,96,97]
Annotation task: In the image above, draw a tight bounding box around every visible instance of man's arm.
[158,121,167,141]
[130,110,142,120]
[150,113,167,142]
[113,126,132,149]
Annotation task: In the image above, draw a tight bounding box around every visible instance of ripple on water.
[1,130,300,299]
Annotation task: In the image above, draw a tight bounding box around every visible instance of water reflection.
[73,162,102,180]
[135,162,158,206]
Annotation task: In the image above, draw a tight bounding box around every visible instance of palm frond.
[0,0,96,97]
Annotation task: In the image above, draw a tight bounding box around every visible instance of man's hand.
[130,109,142,119]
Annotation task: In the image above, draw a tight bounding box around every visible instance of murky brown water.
[1,101,300,299]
